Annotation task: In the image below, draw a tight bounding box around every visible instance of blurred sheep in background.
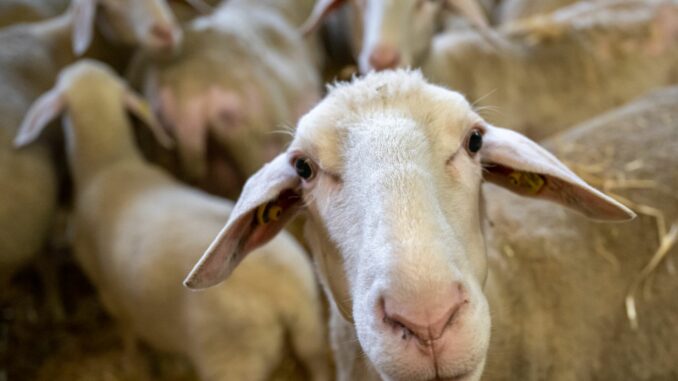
[16,60,329,381]
[0,0,182,293]
[423,0,678,140]
[130,0,321,198]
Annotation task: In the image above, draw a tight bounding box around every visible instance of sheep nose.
[150,23,179,49]
[368,44,400,71]
[382,282,467,343]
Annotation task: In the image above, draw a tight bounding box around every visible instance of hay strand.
[625,223,678,330]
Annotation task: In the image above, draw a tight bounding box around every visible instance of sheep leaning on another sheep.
[15,60,330,381]
[481,86,678,380]
[423,0,678,140]
[183,70,644,381]
[130,0,321,198]
[0,0,181,284]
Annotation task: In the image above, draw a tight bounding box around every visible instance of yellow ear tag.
[508,171,545,194]
[256,203,283,225]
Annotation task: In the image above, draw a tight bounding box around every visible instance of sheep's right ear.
[301,0,346,35]
[184,153,303,289]
[14,88,65,147]
[71,0,98,56]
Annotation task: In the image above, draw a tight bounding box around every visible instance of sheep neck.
[64,105,142,188]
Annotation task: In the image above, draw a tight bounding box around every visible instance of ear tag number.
[256,203,283,225]
[508,171,545,194]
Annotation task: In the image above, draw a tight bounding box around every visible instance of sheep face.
[291,71,491,381]
[185,70,633,381]
[303,0,489,74]
[352,0,444,73]
[72,0,182,55]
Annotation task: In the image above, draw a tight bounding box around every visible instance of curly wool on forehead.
[326,69,432,108]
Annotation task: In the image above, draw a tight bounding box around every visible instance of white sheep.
[481,85,678,380]
[302,0,491,73]
[15,60,330,381]
[423,0,678,140]
[181,70,676,381]
[129,0,321,198]
[0,0,183,284]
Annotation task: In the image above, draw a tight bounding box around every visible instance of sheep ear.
[72,0,97,56]
[184,153,303,289]
[123,88,174,149]
[481,125,635,221]
[14,88,65,147]
[301,0,346,35]
[445,0,489,28]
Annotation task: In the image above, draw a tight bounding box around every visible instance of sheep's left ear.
[184,153,303,289]
[481,125,635,221]
[72,0,98,55]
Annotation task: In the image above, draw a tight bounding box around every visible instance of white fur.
[21,60,329,381]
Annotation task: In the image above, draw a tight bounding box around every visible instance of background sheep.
[0,0,182,287]
[16,60,330,381]
[183,70,655,381]
[423,0,678,140]
[130,0,321,198]
[483,85,678,379]
[302,0,490,73]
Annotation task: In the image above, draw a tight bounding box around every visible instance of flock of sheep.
[0,0,677,380]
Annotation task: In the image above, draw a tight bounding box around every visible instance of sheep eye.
[467,129,483,154]
[294,157,315,180]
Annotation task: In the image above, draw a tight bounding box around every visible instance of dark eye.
[467,129,483,154]
[294,157,315,180]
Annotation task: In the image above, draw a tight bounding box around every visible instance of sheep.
[15,60,330,381]
[422,0,678,140]
[129,0,321,198]
[301,0,491,73]
[182,70,670,381]
[482,85,678,380]
[0,0,182,289]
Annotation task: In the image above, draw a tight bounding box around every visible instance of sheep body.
[19,60,328,381]
[423,0,678,140]
[483,86,678,380]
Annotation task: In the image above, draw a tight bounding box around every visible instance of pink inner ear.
[243,189,303,253]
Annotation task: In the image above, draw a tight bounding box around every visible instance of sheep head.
[185,70,633,381]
